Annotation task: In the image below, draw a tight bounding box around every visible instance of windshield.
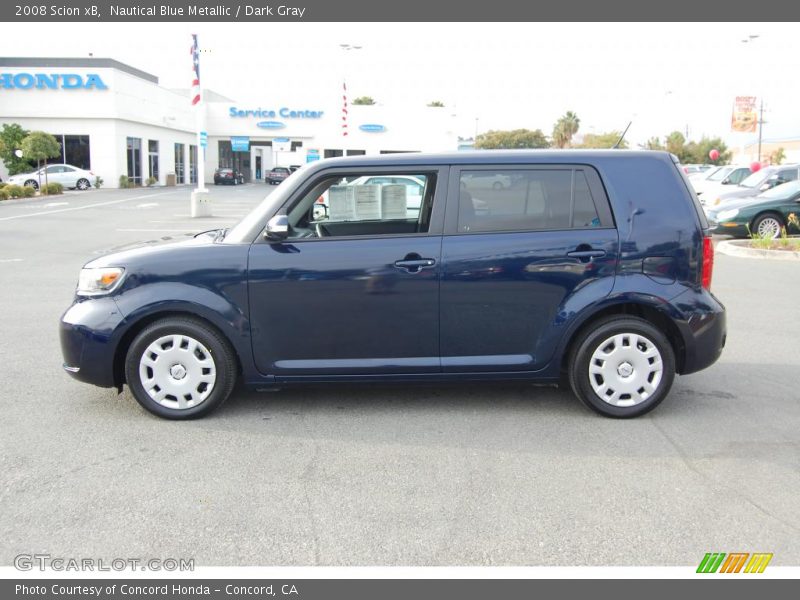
[222,165,309,243]
[707,167,732,181]
[759,179,800,199]
[739,169,772,188]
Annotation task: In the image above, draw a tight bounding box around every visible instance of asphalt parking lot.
[1,184,798,567]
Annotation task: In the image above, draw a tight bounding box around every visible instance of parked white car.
[6,164,97,190]
[692,165,751,197]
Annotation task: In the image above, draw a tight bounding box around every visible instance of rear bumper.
[672,289,727,375]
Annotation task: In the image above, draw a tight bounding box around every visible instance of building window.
[148,140,159,181]
[126,137,142,186]
[45,134,91,169]
[189,145,198,184]
[324,149,344,158]
[174,143,185,184]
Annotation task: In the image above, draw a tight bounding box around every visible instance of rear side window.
[457,168,609,233]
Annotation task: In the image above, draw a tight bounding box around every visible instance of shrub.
[0,182,7,189]
[94,176,104,189]
[0,188,9,200]
[5,184,25,198]
[21,185,35,198]
[146,176,157,187]
[42,182,63,195]
[119,175,131,189]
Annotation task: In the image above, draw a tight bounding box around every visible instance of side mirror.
[264,214,289,241]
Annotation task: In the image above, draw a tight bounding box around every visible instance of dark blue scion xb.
[60,151,726,419]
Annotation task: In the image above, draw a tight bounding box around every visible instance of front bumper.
[60,296,126,388]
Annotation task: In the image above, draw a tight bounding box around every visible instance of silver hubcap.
[757,217,781,239]
[138,334,216,410]
[589,333,663,407]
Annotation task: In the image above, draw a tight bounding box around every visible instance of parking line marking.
[0,191,180,221]
[44,202,69,208]
[136,203,160,208]
[116,228,208,232]
[0,258,23,263]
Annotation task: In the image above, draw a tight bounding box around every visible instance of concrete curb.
[717,239,800,261]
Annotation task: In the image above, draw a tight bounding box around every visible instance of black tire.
[76,178,90,191]
[124,317,237,420]
[751,212,784,240]
[24,180,38,190]
[568,316,675,418]
[492,181,503,190]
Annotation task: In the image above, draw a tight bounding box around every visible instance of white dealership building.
[0,57,460,187]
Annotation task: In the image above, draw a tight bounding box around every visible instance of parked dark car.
[267,167,292,185]
[213,168,244,185]
[60,151,725,420]
[707,179,800,238]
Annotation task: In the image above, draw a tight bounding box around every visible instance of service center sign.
[0,72,108,90]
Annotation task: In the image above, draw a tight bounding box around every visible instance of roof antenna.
[613,121,632,149]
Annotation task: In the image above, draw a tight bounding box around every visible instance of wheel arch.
[112,309,244,390]
[558,299,687,382]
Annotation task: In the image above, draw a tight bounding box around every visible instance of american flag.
[341,81,348,136]
[190,34,201,106]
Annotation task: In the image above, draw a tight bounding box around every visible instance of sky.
[3,22,799,149]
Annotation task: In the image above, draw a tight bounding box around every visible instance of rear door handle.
[567,250,606,258]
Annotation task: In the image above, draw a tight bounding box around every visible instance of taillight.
[701,235,714,290]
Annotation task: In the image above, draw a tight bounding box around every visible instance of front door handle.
[394,257,436,273]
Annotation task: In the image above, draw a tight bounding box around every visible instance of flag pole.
[190,33,211,217]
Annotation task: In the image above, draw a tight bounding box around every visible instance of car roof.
[305,149,676,169]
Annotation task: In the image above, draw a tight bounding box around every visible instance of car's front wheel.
[76,178,91,190]
[124,317,237,419]
[568,316,675,418]
[24,180,39,190]
[752,213,784,239]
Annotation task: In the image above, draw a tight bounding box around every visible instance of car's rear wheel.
[568,316,675,418]
[752,213,784,239]
[124,317,237,419]
[76,178,90,190]
[24,180,38,190]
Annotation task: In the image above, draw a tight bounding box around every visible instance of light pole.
[339,43,362,156]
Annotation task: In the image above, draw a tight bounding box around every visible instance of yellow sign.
[731,96,758,133]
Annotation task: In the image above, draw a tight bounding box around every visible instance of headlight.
[716,209,739,221]
[77,267,125,296]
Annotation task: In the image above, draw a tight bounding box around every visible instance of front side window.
[458,169,602,233]
[283,172,436,240]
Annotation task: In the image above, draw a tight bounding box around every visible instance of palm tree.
[552,111,581,149]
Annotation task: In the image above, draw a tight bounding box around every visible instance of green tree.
[577,131,629,149]
[644,136,664,151]
[768,147,785,165]
[0,123,35,175]
[684,137,731,164]
[352,96,376,105]
[475,129,550,149]
[20,131,61,190]
[426,101,445,107]
[665,131,688,161]
[552,111,581,149]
